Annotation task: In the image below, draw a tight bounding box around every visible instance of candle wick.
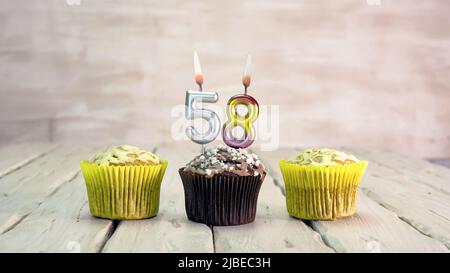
[199,84,203,92]
[244,85,248,95]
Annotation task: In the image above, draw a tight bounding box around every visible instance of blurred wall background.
[0,0,449,158]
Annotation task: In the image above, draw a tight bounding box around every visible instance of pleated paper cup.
[80,160,168,220]
[179,169,265,226]
[279,160,368,220]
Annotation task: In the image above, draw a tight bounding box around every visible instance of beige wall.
[0,0,449,158]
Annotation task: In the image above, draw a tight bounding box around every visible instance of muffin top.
[90,145,160,166]
[182,145,265,177]
[288,148,359,166]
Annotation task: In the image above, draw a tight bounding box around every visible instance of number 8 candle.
[222,55,260,148]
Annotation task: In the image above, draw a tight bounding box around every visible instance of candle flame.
[242,54,251,89]
[194,50,203,87]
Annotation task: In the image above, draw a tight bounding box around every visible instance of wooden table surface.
[0,143,449,253]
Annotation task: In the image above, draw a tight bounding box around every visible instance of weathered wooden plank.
[0,143,56,178]
[311,194,448,253]
[0,174,113,253]
[0,145,97,235]
[103,144,214,252]
[358,158,450,249]
[352,148,450,195]
[257,148,449,252]
[1,144,447,252]
[346,149,450,249]
[213,149,334,253]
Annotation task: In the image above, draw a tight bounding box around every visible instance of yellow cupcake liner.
[80,160,168,220]
[279,160,368,220]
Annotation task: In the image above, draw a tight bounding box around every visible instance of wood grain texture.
[0,143,56,178]
[0,174,113,253]
[256,148,450,252]
[0,145,97,235]
[103,144,214,252]
[353,151,450,249]
[311,194,448,253]
[0,144,448,252]
[353,149,450,195]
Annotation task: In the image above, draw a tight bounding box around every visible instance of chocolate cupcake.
[179,146,266,226]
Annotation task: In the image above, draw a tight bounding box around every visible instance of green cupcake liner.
[80,160,168,220]
[279,160,368,220]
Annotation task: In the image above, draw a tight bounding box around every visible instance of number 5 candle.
[222,55,260,148]
[185,51,221,146]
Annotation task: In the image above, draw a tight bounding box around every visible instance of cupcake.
[80,145,168,220]
[279,148,368,220]
[179,146,266,226]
